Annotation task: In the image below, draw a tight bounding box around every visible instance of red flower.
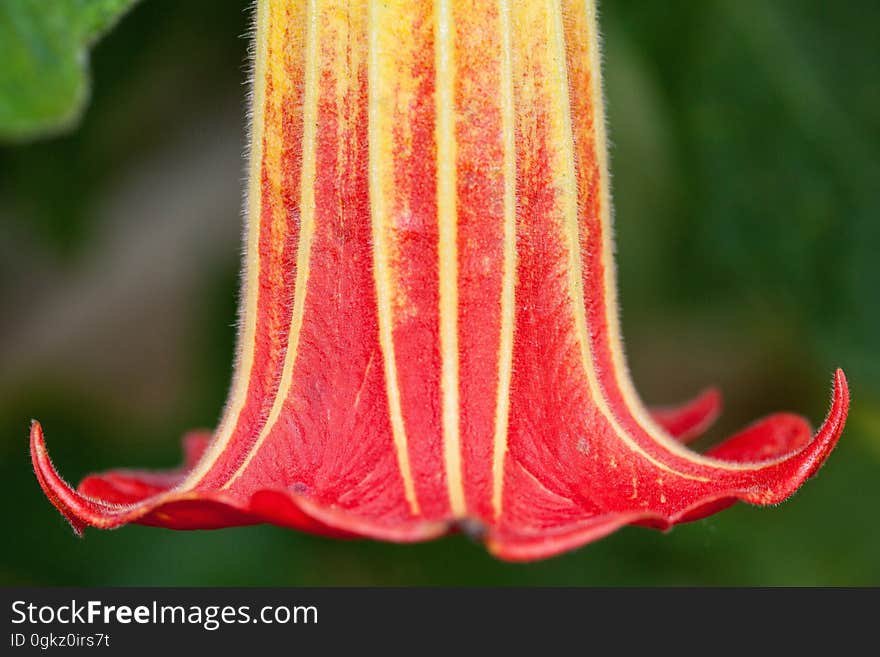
[31,0,848,561]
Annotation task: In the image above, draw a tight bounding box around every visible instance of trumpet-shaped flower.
[31,0,848,560]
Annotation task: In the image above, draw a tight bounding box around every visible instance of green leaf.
[0,0,139,142]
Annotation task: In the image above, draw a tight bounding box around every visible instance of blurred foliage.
[0,0,139,141]
[0,0,878,585]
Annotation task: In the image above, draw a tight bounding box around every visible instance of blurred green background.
[1,0,878,585]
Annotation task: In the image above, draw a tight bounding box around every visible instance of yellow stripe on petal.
[491,0,517,520]
[368,0,421,515]
[435,0,465,518]
[223,0,321,490]
[177,0,277,490]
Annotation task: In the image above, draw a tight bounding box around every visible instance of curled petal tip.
[834,368,849,399]
[809,368,849,471]
[651,387,723,443]
[804,368,849,470]
[30,421,89,535]
[736,368,849,506]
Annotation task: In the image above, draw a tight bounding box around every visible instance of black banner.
[2,587,875,653]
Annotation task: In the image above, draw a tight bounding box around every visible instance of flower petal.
[31,421,447,541]
[75,430,212,505]
[650,388,723,443]
[707,413,813,462]
[487,370,847,560]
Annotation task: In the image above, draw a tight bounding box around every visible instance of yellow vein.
[368,0,420,514]
[435,0,465,517]
[176,0,273,490]
[548,0,709,483]
[223,0,321,489]
[491,0,517,520]
[576,0,754,470]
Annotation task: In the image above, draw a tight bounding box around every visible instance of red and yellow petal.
[30,0,848,561]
